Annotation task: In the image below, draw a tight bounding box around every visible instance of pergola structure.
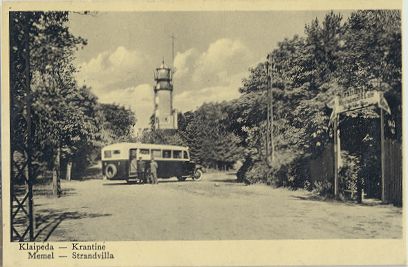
[328,89,391,202]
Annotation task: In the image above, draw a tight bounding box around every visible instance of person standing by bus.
[144,160,151,184]
[137,157,145,183]
[129,150,138,177]
[150,156,158,184]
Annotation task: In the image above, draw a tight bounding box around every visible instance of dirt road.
[32,172,402,241]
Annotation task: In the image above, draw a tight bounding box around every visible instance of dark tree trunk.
[52,146,62,197]
[66,160,72,181]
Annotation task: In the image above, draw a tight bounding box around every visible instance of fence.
[384,139,403,206]
[308,141,403,206]
[309,144,334,185]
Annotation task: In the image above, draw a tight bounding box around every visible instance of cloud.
[75,39,256,129]
[97,83,154,129]
[192,38,252,86]
[173,48,199,79]
[76,46,149,94]
[172,38,255,112]
[174,71,244,112]
[174,85,241,112]
[173,38,254,89]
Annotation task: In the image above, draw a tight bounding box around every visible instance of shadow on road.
[215,178,238,183]
[157,179,195,184]
[102,181,136,186]
[102,179,198,185]
[291,194,392,207]
[208,172,238,183]
[14,186,77,197]
[291,194,323,202]
[33,208,111,241]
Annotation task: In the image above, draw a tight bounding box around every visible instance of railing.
[384,139,402,206]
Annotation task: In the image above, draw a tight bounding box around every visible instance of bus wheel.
[177,176,186,181]
[193,169,203,181]
[105,164,117,179]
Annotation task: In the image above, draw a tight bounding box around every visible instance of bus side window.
[104,150,112,158]
[152,149,161,158]
[113,150,121,155]
[140,149,150,155]
[173,150,182,159]
[183,151,189,159]
[162,150,171,158]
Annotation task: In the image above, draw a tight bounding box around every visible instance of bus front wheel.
[193,169,203,181]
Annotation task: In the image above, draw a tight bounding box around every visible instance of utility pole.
[265,61,270,159]
[169,34,176,128]
[170,34,176,70]
[266,55,274,166]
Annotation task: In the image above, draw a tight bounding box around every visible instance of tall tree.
[10,12,97,196]
[235,10,401,194]
[180,102,243,169]
[98,103,137,144]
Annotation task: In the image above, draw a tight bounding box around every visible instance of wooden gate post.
[380,108,386,202]
[334,114,340,199]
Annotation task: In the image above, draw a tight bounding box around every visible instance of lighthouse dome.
[157,68,171,80]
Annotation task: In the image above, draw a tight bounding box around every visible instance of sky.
[68,11,352,129]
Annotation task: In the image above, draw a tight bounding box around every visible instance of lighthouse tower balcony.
[154,61,173,91]
[153,60,178,130]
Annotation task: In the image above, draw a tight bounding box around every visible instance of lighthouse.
[153,60,178,130]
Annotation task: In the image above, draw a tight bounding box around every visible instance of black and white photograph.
[2,1,406,266]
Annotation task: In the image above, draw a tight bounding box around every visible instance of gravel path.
[31,172,402,241]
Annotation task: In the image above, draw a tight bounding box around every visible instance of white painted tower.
[153,60,178,129]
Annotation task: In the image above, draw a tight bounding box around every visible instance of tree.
[179,102,243,169]
[336,10,402,139]
[98,103,136,144]
[10,12,98,196]
[234,10,401,195]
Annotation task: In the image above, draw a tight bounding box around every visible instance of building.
[153,60,178,130]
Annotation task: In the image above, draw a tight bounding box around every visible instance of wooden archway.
[328,89,392,203]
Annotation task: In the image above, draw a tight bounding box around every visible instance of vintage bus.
[101,142,203,182]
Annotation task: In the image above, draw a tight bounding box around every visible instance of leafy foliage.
[11,12,92,176]
[10,12,136,188]
[179,103,244,169]
[141,103,244,170]
[98,103,136,144]
[235,10,401,197]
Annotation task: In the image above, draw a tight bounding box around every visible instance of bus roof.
[102,142,189,151]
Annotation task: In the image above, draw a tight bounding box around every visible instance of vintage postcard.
[1,0,406,266]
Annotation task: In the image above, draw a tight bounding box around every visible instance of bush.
[303,180,313,191]
[339,151,361,201]
[236,157,252,183]
[312,180,333,198]
[237,158,271,184]
[238,152,312,189]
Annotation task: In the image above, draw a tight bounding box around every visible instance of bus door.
[129,149,138,177]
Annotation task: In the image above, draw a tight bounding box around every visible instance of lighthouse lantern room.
[153,60,178,130]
